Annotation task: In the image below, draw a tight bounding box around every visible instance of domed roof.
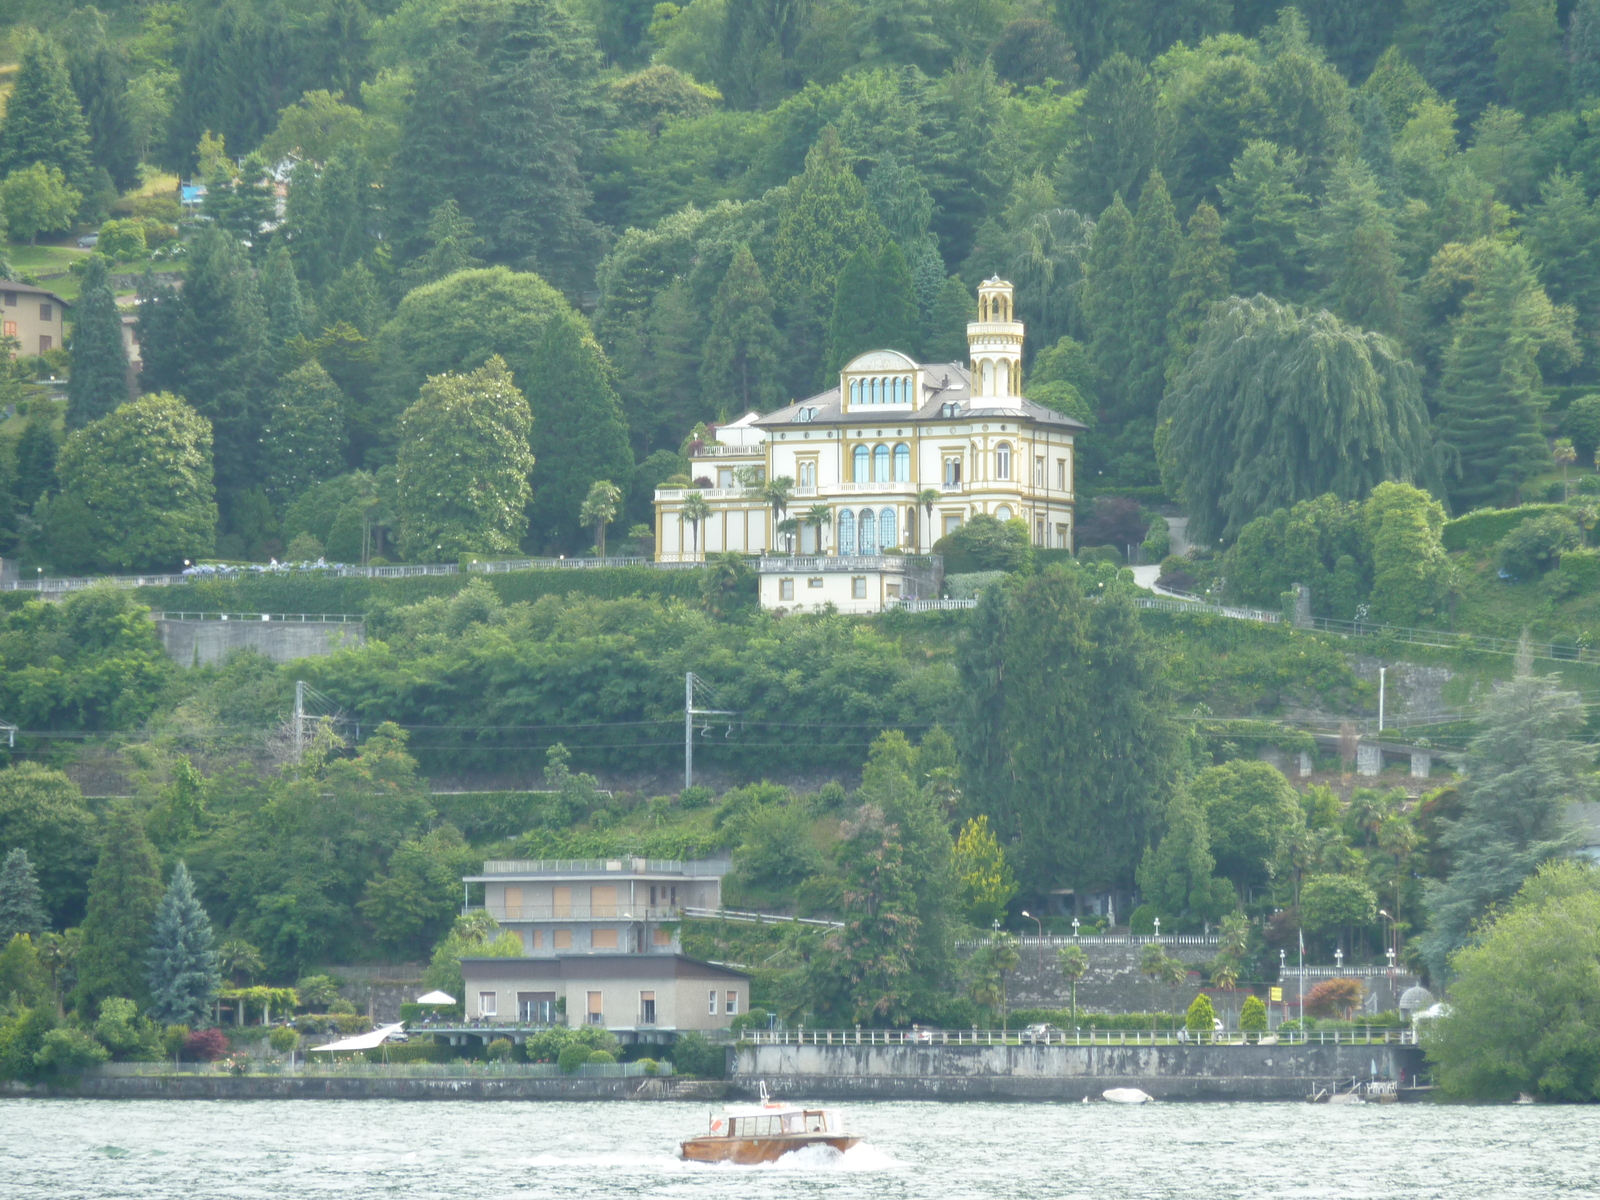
[1399,985,1434,1010]
[843,349,917,372]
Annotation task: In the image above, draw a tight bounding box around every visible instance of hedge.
[399,1002,465,1023]
[128,565,708,615]
[1007,1008,1183,1031]
[1442,505,1577,552]
[1558,547,1600,592]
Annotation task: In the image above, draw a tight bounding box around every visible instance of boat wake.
[685,1141,901,1172]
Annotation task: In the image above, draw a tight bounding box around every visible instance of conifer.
[13,416,58,509]
[1123,170,1182,423]
[1082,193,1135,413]
[642,279,704,440]
[1165,202,1233,383]
[825,242,919,373]
[702,245,783,417]
[923,277,974,363]
[65,257,129,430]
[145,862,221,1029]
[1303,158,1404,337]
[261,243,311,371]
[399,200,486,292]
[1059,53,1160,217]
[1425,0,1504,121]
[322,262,387,340]
[0,849,48,943]
[1573,0,1600,100]
[67,34,139,193]
[74,807,165,1013]
[0,36,92,184]
[1218,140,1310,299]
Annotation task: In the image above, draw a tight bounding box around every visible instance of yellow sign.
[1269,987,1283,1002]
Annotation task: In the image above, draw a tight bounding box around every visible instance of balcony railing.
[472,904,683,921]
[759,554,939,574]
[689,444,766,457]
[478,857,730,877]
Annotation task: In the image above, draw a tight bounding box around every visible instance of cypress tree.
[13,415,58,509]
[865,151,934,247]
[261,243,311,371]
[1421,651,1592,982]
[528,311,635,551]
[145,862,221,1028]
[1165,201,1233,383]
[0,36,92,184]
[67,35,140,193]
[283,155,380,296]
[824,247,876,375]
[872,242,921,358]
[0,849,48,943]
[1135,786,1236,929]
[1218,140,1310,300]
[1082,193,1135,415]
[1435,243,1555,510]
[824,242,920,374]
[641,279,704,440]
[1059,53,1161,218]
[701,244,783,418]
[1123,170,1181,423]
[65,256,129,430]
[923,276,974,363]
[261,363,349,507]
[1303,158,1404,337]
[771,128,887,393]
[74,807,164,1013]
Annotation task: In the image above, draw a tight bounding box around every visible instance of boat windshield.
[725,1111,834,1137]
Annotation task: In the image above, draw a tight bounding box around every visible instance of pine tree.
[261,363,349,507]
[1524,170,1600,361]
[871,242,921,357]
[1218,140,1310,299]
[1425,0,1506,122]
[67,34,140,193]
[1165,201,1233,383]
[0,849,49,942]
[771,127,887,394]
[65,256,128,430]
[261,243,311,371]
[1303,158,1403,337]
[322,262,386,339]
[1059,53,1161,218]
[923,276,974,363]
[145,862,221,1028]
[0,36,92,184]
[1421,655,1592,982]
[283,155,380,295]
[527,312,636,551]
[13,416,58,509]
[702,244,783,418]
[399,199,485,292]
[1355,93,1400,200]
[1435,243,1560,510]
[1082,193,1136,414]
[1123,170,1181,423]
[74,807,165,1013]
[1573,0,1600,100]
[865,151,934,247]
[824,242,920,373]
[1495,0,1566,115]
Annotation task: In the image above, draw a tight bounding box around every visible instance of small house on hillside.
[2,282,69,357]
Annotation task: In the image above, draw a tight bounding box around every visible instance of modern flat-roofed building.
[464,856,730,956]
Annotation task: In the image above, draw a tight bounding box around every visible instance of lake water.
[2,1098,1596,1199]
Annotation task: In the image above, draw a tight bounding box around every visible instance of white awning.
[310,1023,407,1052]
[415,990,456,1005]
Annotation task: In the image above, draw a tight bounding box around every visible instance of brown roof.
[0,280,71,307]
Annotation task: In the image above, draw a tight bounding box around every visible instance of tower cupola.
[968,277,1024,400]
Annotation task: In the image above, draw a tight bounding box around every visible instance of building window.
[944,514,962,535]
[838,509,856,554]
[2,291,15,306]
[994,504,1012,521]
[530,929,544,949]
[779,578,794,601]
[653,926,672,946]
[708,989,718,1015]
[808,577,824,588]
[859,508,878,554]
[873,443,890,482]
[2,322,13,337]
[944,457,962,486]
[1058,523,1070,549]
[478,991,497,1018]
[981,360,993,394]
[1036,518,1046,544]
[587,991,604,1025]
[879,508,895,550]
[640,991,657,1024]
[853,445,869,481]
[717,467,733,488]
[1057,459,1067,490]
[852,577,867,599]
[38,336,50,354]
[1035,456,1045,486]
[850,379,861,405]
[39,304,51,322]
[726,991,738,1016]
[554,929,572,949]
[995,442,1012,480]
[887,582,900,599]
[893,443,910,482]
[798,461,815,487]
[519,993,555,1023]
[592,928,619,950]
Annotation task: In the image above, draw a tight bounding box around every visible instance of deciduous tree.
[260,363,349,508]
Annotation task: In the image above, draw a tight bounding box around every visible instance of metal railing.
[896,598,977,611]
[737,1027,1418,1047]
[760,554,939,573]
[469,904,683,921]
[959,933,1221,947]
[478,857,730,877]
[1133,595,1284,623]
[88,1059,671,1078]
[151,611,364,623]
[683,905,844,929]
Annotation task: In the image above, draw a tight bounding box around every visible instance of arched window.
[873,377,884,404]
[879,509,896,551]
[893,443,910,482]
[981,360,994,395]
[995,504,1012,521]
[853,445,869,481]
[799,461,815,488]
[873,444,891,482]
[838,509,856,555]
[995,441,1012,480]
[859,507,878,554]
[850,379,860,406]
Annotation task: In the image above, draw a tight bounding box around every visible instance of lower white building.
[757,554,940,614]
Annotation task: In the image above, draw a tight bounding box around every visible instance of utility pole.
[294,679,306,762]
[1377,666,1386,734]
[683,672,736,791]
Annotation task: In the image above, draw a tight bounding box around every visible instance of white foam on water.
[679,1141,901,1173]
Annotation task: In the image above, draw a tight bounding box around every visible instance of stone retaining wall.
[3,1076,731,1102]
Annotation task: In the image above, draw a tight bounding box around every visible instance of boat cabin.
[716,1108,839,1138]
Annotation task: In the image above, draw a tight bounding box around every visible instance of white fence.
[737,1027,1418,1047]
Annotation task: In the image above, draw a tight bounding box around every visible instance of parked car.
[77,234,99,249]
[1022,1023,1061,1043]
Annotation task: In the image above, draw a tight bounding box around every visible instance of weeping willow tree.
[1158,296,1435,544]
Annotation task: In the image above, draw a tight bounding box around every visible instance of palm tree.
[917,488,940,553]
[579,479,623,556]
[681,491,711,560]
[760,476,794,552]
[804,504,832,554]
[1057,944,1088,1027]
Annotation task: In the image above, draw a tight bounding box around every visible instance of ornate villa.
[652,277,1084,604]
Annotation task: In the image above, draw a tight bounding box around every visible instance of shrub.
[1185,993,1218,1034]
[34,1027,111,1072]
[557,1043,590,1074]
[96,219,148,261]
[1141,517,1171,561]
[730,1007,770,1035]
[586,1049,615,1064]
[1495,514,1583,579]
[932,515,1032,573]
[1077,544,1123,566]
[1563,394,1600,464]
[161,1025,190,1059]
[183,1028,230,1061]
[945,570,1009,599]
[1557,547,1600,592]
[1442,504,1574,551]
[1579,476,1600,496]
[669,1030,725,1078]
[399,1002,464,1022]
[1239,995,1268,1034]
[285,532,326,562]
[1304,978,1365,1020]
[486,1037,514,1061]
[269,1026,300,1054]
[1076,497,1150,550]
[639,1057,660,1075]
[1128,904,1158,935]
[678,786,714,810]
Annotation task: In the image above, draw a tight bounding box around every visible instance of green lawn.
[5,242,90,301]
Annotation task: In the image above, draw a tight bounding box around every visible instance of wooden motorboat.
[680,1083,860,1164]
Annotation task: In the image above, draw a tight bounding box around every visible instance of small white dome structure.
[1399,985,1435,1016]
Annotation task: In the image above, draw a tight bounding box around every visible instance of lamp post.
[1280,948,1287,1029]
[1335,946,1344,971]
[1379,908,1394,965]
[1153,916,1161,941]
[1071,917,1080,938]
[1386,946,1396,975]
[1021,909,1043,969]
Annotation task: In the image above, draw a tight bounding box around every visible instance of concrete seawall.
[735,1043,1427,1102]
[4,1075,730,1102]
[155,617,364,666]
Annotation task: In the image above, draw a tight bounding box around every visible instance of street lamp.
[1386,946,1396,974]
[1153,916,1161,940]
[1335,946,1344,970]
[1021,909,1043,969]
[1071,917,1080,938]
